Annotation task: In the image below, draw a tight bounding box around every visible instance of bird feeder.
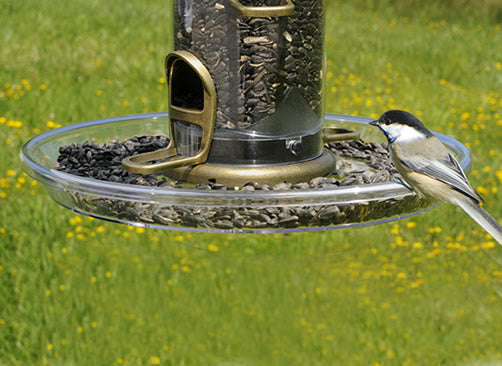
[20,0,473,233]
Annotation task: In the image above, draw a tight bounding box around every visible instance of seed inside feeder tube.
[173,0,325,129]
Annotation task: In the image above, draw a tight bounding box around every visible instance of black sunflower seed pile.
[56,136,171,186]
[55,136,397,189]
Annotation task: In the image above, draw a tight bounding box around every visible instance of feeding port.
[122,0,347,185]
[20,0,473,233]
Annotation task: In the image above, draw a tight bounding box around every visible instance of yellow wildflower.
[150,356,161,365]
[207,243,220,253]
[406,221,416,229]
[496,169,502,183]
[46,121,62,129]
[7,120,22,128]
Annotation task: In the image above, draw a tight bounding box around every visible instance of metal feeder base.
[166,148,336,186]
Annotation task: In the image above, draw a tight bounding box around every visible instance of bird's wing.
[400,152,483,204]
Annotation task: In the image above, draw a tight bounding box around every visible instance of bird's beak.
[369,120,379,126]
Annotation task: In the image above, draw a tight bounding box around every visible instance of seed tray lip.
[20,112,471,232]
[64,205,442,234]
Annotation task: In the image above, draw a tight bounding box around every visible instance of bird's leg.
[392,176,414,192]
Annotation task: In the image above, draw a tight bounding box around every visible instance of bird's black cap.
[373,110,434,137]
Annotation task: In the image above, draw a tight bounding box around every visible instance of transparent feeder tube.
[173,0,325,139]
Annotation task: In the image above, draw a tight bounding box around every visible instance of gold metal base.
[165,148,336,186]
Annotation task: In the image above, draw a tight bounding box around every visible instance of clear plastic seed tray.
[20,113,472,233]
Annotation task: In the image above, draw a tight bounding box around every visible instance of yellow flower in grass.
[410,279,424,289]
[428,226,442,234]
[496,168,502,183]
[481,241,496,249]
[460,112,470,121]
[150,356,161,365]
[181,265,192,273]
[477,186,489,196]
[390,224,399,235]
[406,221,416,229]
[207,243,220,253]
[46,121,62,129]
[7,120,22,128]
[69,216,82,226]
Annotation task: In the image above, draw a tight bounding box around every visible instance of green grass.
[1,0,502,365]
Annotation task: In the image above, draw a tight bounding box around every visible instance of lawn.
[1,0,501,365]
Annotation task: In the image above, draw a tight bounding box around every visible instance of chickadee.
[370,110,502,245]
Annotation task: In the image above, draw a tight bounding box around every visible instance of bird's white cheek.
[383,125,426,143]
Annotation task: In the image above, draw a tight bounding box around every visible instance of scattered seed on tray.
[56,136,433,230]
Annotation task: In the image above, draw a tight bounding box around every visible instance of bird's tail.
[453,197,502,245]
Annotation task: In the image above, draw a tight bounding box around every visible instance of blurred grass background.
[1,0,502,365]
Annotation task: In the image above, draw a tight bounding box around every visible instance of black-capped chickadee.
[370,110,502,245]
